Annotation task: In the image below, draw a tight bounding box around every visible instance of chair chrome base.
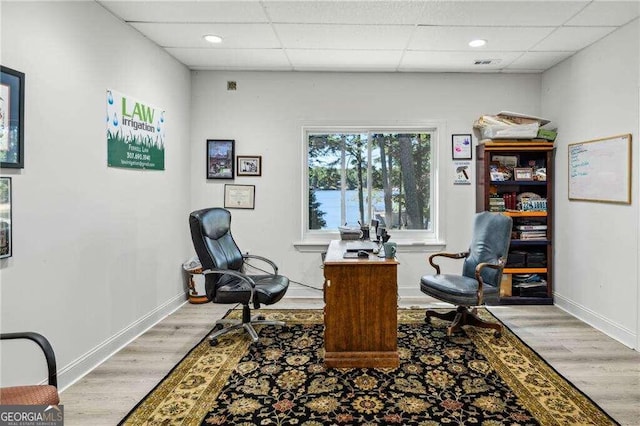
[425,306,502,338]
[209,305,285,345]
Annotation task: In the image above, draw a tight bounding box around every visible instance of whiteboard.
[568,134,631,204]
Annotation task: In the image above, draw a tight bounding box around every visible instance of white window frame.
[298,124,445,252]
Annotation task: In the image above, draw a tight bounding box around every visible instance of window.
[305,127,440,243]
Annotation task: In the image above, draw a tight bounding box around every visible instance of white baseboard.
[58,292,187,391]
[554,293,637,350]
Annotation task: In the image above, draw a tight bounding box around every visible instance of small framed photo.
[207,139,234,179]
[1,66,25,169]
[0,177,12,259]
[224,184,255,209]
[514,167,534,181]
[237,155,262,176]
[452,134,472,160]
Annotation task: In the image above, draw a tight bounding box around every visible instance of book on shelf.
[502,192,517,210]
[489,197,505,212]
[517,232,547,240]
[515,225,547,230]
[513,281,547,289]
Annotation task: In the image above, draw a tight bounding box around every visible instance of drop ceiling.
[98,0,640,73]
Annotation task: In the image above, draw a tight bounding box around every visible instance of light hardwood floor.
[60,299,640,425]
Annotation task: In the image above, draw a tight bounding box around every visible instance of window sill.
[293,240,446,253]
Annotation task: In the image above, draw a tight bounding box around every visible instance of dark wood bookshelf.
[476,141,555,305]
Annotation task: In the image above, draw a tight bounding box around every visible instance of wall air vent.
[474,59,502,65]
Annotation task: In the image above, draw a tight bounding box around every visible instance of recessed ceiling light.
[203,34,223,44]
[469,39,487,48]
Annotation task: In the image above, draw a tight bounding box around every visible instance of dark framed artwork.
[206,139,234,179]
[237,155,262,176]
[224,184,255,209]
[0,177,12,259]
[0,66,25,168]
[452,134,472,160]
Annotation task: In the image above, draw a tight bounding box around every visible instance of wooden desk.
[323,240,399,368]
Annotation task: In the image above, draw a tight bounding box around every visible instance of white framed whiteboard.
[568,134,632,204]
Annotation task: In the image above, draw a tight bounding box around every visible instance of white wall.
[0,2,192,387]
[190,71,542,299]
[541,19,640,349]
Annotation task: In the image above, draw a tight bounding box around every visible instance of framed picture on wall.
[224,184,255,209]
[452,134,472,160]
[1,66,25,168]
[206,139,234,179]
[237,155,262,176]
[0,177,12,259]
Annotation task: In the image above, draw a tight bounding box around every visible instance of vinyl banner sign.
[107,90,165,170]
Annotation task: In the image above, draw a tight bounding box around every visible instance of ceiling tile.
[409,26,555,51]
[274,23,414,50]
[506,51,574,70]
[166,48,291,70]
[287,49,403,71]
[98,0,268,23]
[565,1,640,26]
[531,26,618,51]
[263,1,426,25]
[130,23,280,48]
[416,1,589,26]
[399,51,524,72]
[97,0,635,72]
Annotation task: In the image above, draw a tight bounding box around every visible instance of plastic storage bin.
[480,123,539,139]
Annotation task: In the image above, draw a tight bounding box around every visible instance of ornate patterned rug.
[119,309,617,426]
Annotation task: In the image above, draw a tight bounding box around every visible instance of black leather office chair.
[420,211,512,337]
[189,208,289,345]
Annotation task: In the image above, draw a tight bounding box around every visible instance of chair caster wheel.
[209,338,218,346]
[213,323,224,331]
[256,315,265,320]
[493,331,502,338]
[424,316,431,324]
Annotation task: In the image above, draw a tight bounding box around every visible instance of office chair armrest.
[243,253,279,275]
[428,251,469,274]
[474,258,505,277]
[474,259,505,305]
[202,268,257,287]
[0,332,57,387]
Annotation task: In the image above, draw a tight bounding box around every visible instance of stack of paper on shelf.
[474,111,556,142]
[515,223,547,240]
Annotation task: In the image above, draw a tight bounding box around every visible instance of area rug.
[119,309,617,426]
